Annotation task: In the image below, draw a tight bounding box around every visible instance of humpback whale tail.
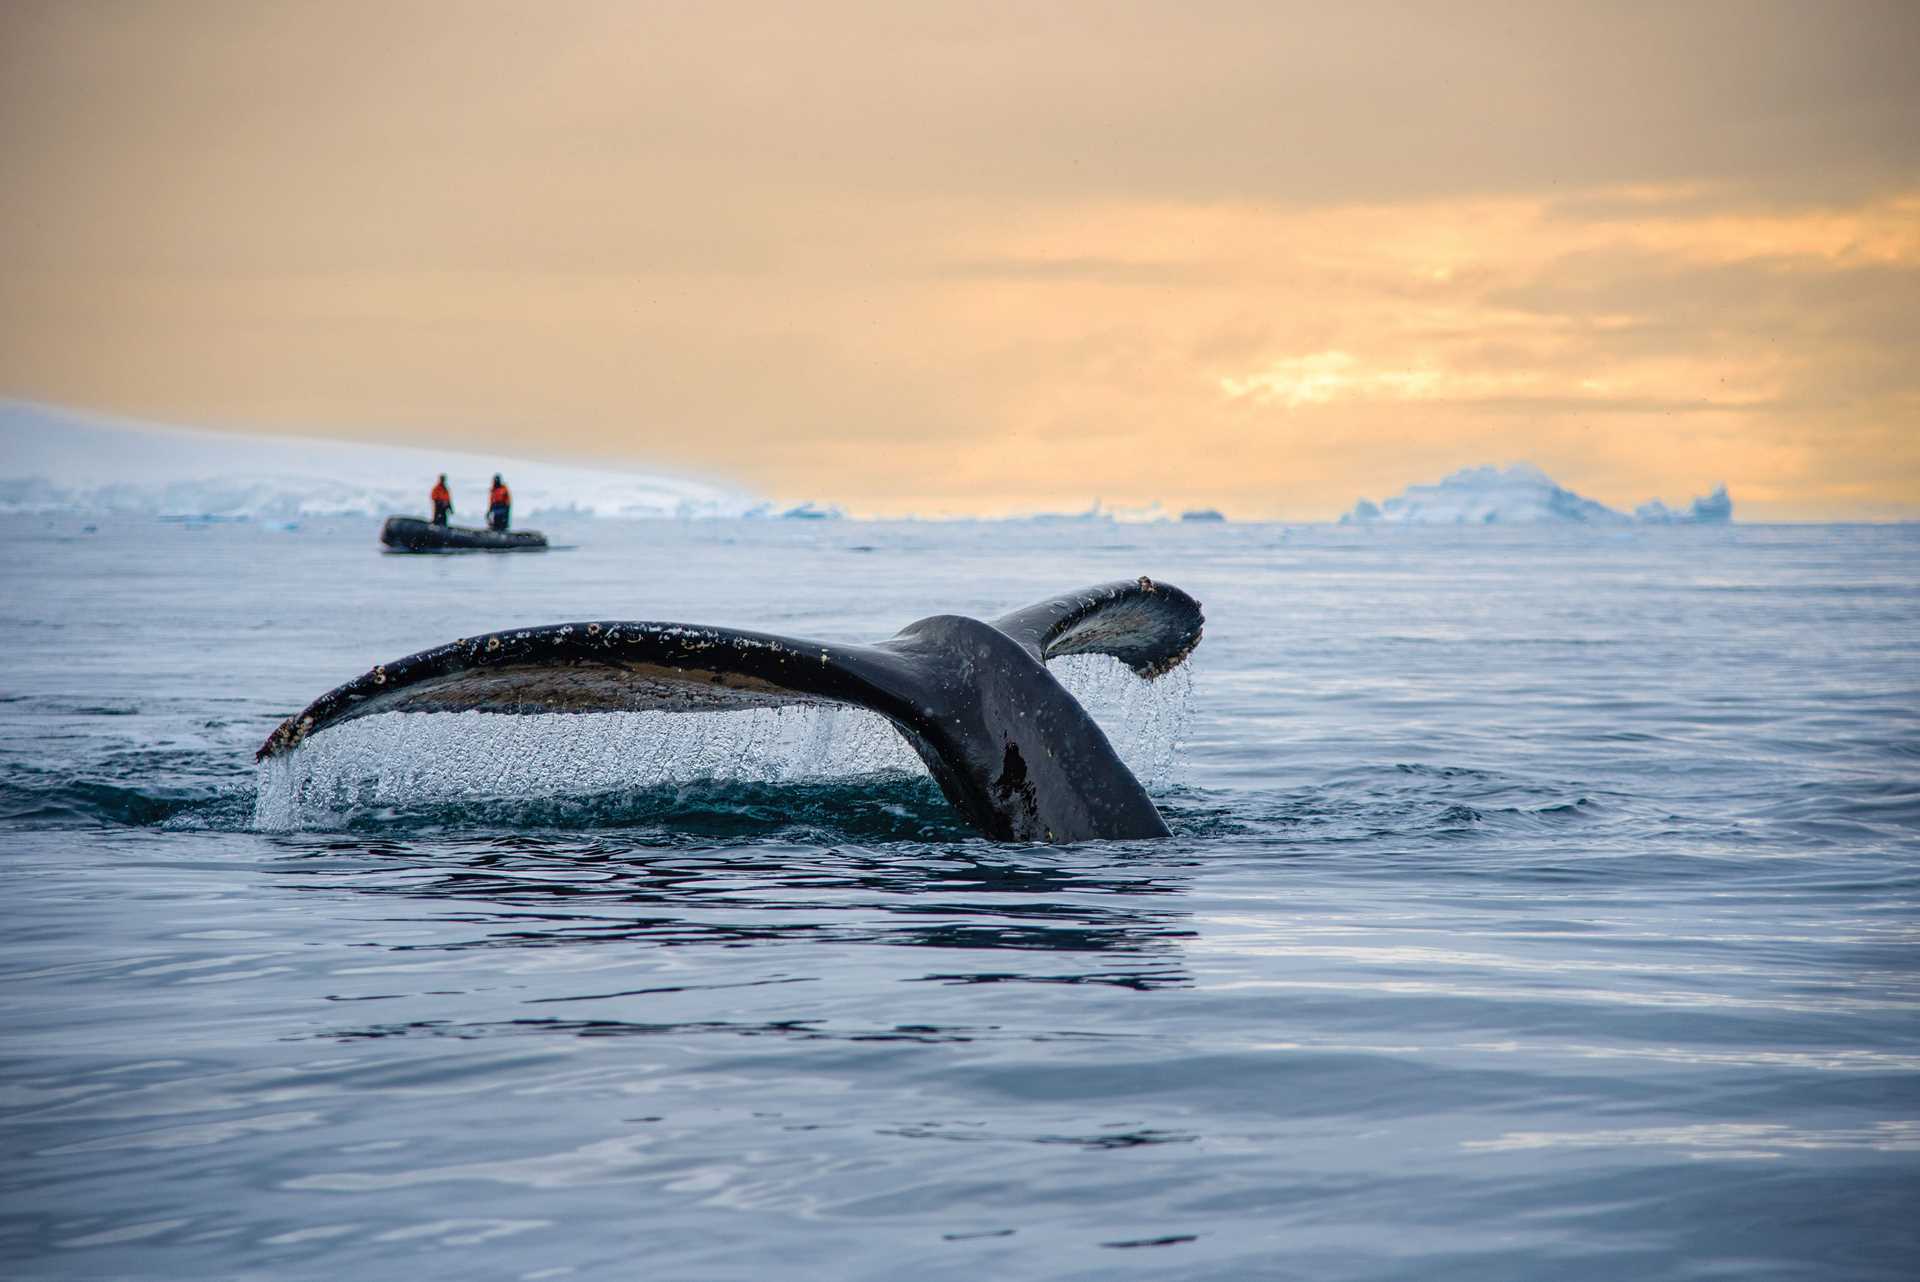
[257,578,1203,842]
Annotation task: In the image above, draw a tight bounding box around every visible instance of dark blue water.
[3,515,1917,1280]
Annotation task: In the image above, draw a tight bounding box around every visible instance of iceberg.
[1013,499,1170,525]
[1636,485,1732,525]
[742,500,846,520]
[1342,464,1733,526]
[1341,463,1622,525]
[0,401,762,520]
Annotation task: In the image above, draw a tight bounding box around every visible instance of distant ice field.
[0,400,763,520]
[1,514,1916,1280]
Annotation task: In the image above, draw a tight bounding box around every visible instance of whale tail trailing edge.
[992,576,1205,676]
[257,579,1203,842]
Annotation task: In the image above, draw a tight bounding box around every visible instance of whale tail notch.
[257,579,1203,842]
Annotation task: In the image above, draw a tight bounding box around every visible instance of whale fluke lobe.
[257,579,1204,842]
[992,576,1205,677]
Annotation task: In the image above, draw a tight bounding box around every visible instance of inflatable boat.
[380,516,549,552]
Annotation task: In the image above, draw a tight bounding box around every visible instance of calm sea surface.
[2,515,1916,1280]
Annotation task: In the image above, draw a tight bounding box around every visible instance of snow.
[1342,463,1733,526]
[0,401,763,520]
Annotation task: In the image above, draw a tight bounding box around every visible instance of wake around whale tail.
[257,578,1203,842]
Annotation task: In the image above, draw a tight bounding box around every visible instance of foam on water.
[252,654,1192,831]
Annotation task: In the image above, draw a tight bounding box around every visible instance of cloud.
[1219,352,1539,408]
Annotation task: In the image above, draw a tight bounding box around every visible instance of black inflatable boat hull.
[381,516,548,552]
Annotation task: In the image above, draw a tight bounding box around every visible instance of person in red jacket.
[487,474,512,532]
[430,475,452,525]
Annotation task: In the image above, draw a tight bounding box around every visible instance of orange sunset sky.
[3,1,1916,519]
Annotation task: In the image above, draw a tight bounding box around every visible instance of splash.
[252,654,1192,831]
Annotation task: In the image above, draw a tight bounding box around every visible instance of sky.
[2,1,1916,519]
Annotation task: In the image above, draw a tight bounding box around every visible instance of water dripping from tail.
[252,654,1192,833]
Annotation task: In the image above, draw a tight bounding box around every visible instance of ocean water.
[1,514,1916,1280]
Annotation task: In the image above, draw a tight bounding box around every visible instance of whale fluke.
[992,576,1204,677]
[257,579,1203,842]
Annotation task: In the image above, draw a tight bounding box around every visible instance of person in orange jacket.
[487,474,512,532]
[430,474,453,525]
